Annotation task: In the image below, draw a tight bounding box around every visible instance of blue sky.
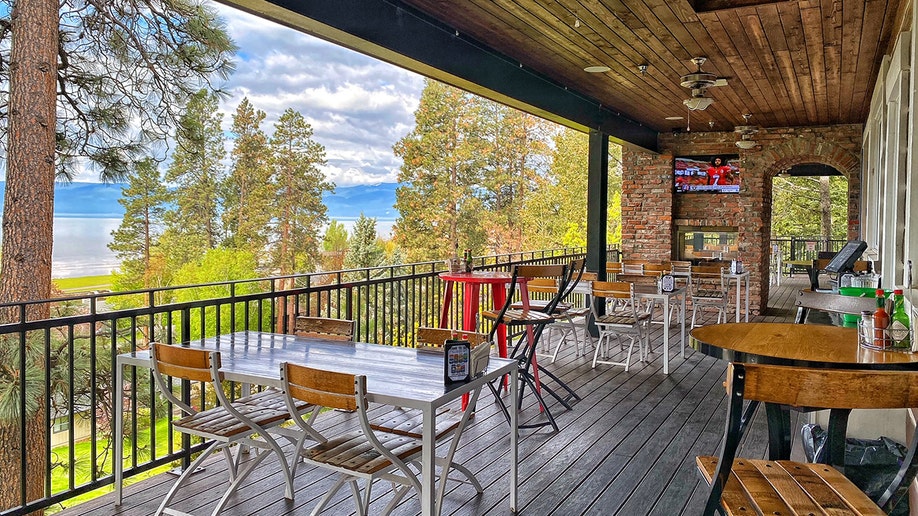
[211,4,425,186]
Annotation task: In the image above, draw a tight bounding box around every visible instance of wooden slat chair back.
[621,262,644,276]
[698,362,918,515]
[294,316,355,341]
[150,343,309,516]
[280,363,423,516]
[606,261,623,279]
[794,289,878,324]
[589,281,650,371]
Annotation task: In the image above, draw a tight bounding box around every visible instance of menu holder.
[444,339,471,383]
[660,274,675,292]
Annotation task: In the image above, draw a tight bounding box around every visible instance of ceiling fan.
[680,57,728,111]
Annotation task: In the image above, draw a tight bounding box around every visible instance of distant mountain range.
[0,181,399,221]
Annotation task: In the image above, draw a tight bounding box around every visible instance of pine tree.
[109,158,169,289]
[345,214,384,270]
[269,108,332,275]
[162,90,226,268]
[224,98,273,256]
[322,220,349,272]
[393,80,488,261]
[478,104,552,254]
[0,0,233,505]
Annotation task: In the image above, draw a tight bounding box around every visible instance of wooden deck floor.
[63,277,810,516]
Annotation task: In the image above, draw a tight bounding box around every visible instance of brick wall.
[621,124,863,314]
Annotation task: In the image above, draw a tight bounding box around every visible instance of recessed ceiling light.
[584,65,610,73]
[665,116,684,120]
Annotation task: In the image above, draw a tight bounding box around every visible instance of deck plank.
[60,276,814,516]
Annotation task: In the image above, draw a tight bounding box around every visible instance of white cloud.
[213,3,422,186]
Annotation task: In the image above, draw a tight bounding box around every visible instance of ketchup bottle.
[873,289,890,348]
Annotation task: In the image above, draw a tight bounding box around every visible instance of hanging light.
[734,114,758,149]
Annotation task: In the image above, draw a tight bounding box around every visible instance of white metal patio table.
[113,331,519,515]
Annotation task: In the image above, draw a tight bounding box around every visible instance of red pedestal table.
[438,271,528,360]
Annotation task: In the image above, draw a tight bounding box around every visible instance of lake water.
[50,217,397,279]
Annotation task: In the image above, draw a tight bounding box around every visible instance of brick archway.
[761,137,861,242]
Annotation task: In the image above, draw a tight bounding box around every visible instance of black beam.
[220,0,659,152]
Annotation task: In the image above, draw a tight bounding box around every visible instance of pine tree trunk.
[0,0,59,511]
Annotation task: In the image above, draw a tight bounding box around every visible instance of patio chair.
[690,266,729,328]
[149,342,317,516]
[666,260,692,323]
[697,362,918,515]
[369,327,490,502]
[481,262,579,431]
[590,281,650,371]
[511,258,589,363]
[294,315,356,340]
[279,363,423,516]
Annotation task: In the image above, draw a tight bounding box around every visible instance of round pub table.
[691,322,918,461]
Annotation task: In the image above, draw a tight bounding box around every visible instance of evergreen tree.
[109,158,169,289]
[772,175,847,239]
[162,90,226,268]
[224,98,273,256]
[524,128,624,249]
[268,108,332,275]
[479,104,552,254]
[345,214,384,270]
[322,220,349,271]
[393,80,488,261]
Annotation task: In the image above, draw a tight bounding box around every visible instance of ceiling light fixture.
[638,63,648,75]
[683,92,714,111]
[584,65,610,73]
[734,113,759,149]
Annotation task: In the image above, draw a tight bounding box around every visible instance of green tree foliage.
[393,80,488,261]
[345,214,384,270]
[772,175,848,239]
[268,109,333,275]
[0,0,236,180]
[109,158,170,290]
[162,90,226,267]
[478,105,552,254]
[223,98,274,256]
[322,220,349,272]
[171,248,264,339]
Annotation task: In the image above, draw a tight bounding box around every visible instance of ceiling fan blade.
[711,78,729,87]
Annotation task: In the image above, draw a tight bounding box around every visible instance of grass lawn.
[49,417,178,514]
[53,275,114,293]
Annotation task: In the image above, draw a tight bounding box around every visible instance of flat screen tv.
[825,240,867,273]
[673,154,740,193]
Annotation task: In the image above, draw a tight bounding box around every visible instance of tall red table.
[439,271,527,360]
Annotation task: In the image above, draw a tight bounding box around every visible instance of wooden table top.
[690,322,918,369]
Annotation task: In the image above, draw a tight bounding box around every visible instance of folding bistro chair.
[368,327,490,504]
[697,363,918,515]
[481,262,580,431]
[690,266,729,328]
[294,315,356,341]
[149,342,317,516]
[590,281,650,371]
[279,363,423,516]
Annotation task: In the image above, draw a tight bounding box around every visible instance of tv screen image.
[674,155,740,193]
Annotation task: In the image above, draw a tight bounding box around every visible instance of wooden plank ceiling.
[397,0,907,132]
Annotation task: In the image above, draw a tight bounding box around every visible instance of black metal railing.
[0,246,617,516]
[769,237,848,262]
